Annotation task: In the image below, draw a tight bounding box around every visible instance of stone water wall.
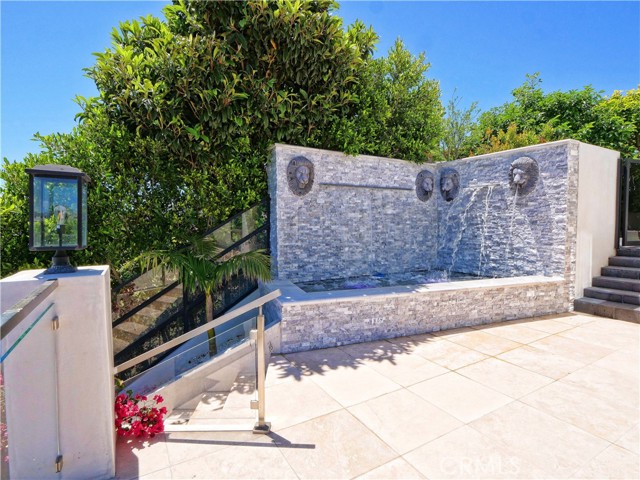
[269,144,439,282]
[269,142,578,283]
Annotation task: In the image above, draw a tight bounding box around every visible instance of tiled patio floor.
[116,313,639,479]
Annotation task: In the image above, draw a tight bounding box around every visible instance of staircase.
[112,199,270,377]
[164,372,257,431]
[574,246,640,322]
[112,285,183,354]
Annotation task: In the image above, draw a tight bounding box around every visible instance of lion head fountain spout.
[416,170,435,202]
[509,157,539,196]
[439,168,460,202]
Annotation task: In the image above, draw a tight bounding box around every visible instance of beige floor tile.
[457,357,554,399]
[616,424,640,455]
[276,409,397,479]
[265,376,342,429]
[572,444,640,479]
[409,372,512,423]
[348,389,462,454]
[525,318,575,334]
[266,355,304,387]
[284,346,356,375]
[116,435,171,480]
[139,467,173,479]
[443,329,523,356]
[307,362,402,407]
[522,381,638,442]
[497,344,586,379]
[355,457,425,479]
[561,364,639,410]
[164,430,268,466]
[551,313,599,326]
[340,341,448,387]
[430,326,475,338]
[407,336,488,370]
[528,334,614,365]
[403,426,544,479]
[170,444,297,479]
[559,322,640,350]
[470,402,609,478]
[592,349,640,379]
[474,322,552,344]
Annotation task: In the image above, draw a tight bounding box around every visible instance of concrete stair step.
[112,337,130,355]
[112,326,139,344]
[601,266,640,280]
[592,276,640,292]
[116,320,150,336]
[583,286,640,305]
[574,297,640,323]
[609,256,640,268]
[618,247,640,258]
[165,372,257,428]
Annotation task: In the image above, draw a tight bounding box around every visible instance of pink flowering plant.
[115,390,167,438]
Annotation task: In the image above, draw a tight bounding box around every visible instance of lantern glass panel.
[32,176,79,249]
[81,181,88,248]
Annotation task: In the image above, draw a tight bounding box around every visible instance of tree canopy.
[471,74,640,158]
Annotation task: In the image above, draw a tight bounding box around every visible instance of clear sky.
[2,1,639,164]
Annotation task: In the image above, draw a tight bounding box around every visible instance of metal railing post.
[253,305,270,434]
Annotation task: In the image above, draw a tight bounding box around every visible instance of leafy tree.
[1,0,377,278]
[0,106,203,278]
[83,0,378,225]
[440,91,479,160]
[332,39,443,162]
[472,74,640,158]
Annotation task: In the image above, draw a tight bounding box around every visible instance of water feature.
[295,270,482,293]
[265,142,596,353]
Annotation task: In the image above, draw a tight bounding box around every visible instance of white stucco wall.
[575,143,619,298]
[1,267,115,479]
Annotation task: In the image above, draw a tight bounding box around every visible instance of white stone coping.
[264,275,566,306]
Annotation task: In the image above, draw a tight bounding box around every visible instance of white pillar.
[1,266,115,479]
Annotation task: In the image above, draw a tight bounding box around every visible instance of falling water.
[506,185,520,265]
[477,185,495,276]
[448,188,482,275]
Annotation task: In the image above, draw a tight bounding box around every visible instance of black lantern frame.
[26,164,91,274]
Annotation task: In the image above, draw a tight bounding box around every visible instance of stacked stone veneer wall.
[269,145,439,281]
[269,142,577,282]
[265,141,591,353]
[264,278,568,353]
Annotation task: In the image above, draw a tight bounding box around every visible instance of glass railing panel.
[206,203,268,251]
[1,364,8,480]
[112,266,180,320]
[121,317,258,429]
[112,286,184,355]
[1,300,58,480]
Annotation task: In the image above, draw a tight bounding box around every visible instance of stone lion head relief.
[287,156,314,196]
[415,170,435,202]
[509,156,539,196]
[439,168,460,202]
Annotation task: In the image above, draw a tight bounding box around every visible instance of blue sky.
[2,1,639,163]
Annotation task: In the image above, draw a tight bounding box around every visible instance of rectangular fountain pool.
[295,270,483,292]
[262,275,568,354]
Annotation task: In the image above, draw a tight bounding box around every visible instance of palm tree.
[134,237,271,351]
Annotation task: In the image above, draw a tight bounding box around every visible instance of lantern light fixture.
[26,164,90,274]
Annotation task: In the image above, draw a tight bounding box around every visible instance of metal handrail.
[1,280,58,340]
[114,288,281,374]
